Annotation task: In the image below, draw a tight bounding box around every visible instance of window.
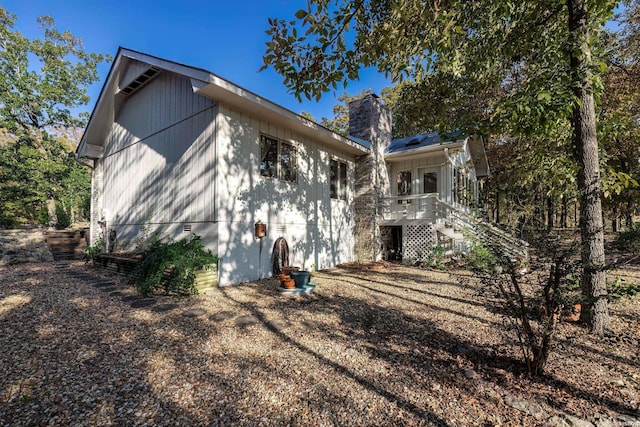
[260,135,297,183]
[280,141,297,182]
[423,171,438,194]
[339,160,347,200]
[330,159,348,200]
[260,135,278,179]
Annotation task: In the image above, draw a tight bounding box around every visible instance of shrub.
[423,245,446,270]
[466,224,581,376]
[466,240,497,272]
[84,236,105,262]
[608,277,640,301]
[54,202,71,229]
[132,234,217,296]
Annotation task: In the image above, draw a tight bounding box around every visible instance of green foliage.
[0,6,106,228]
[54,202,71,229]
[423,245,446,270]
[608,277,640,301]
[0,6,107,135]
[0,134,91,228]
[263,1,612,135]
[84,236,105,262]
[37,209,49,226]
[465,240,497,273]
[132,234,218,296]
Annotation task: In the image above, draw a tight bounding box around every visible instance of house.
[345,96,521,265]
[77,48,369,286]
[379,131,490,263]
[78,48,523,286]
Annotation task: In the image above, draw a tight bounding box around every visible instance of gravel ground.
[1,261,638,426]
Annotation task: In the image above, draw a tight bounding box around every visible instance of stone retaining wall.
[0,229,54,266]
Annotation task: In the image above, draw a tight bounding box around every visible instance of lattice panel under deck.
[403,224,437,263]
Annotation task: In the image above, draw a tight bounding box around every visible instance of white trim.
[78,47,370,159]
[385,140,465,161]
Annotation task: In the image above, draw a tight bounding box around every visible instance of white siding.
[215,104,355,285]
[101,72,217,249]
[389,154,447,197]
[387,147,478,207]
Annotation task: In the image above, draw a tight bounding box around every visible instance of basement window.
[330,159,348,200]
[260,134,297,183]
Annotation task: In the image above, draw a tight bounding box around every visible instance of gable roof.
[77,47,370,159]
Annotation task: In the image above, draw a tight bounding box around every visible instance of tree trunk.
[547,192,554,230]
[47,198,57,230]
[567,0,610,335]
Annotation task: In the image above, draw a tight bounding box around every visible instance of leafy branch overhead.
[264,1,612,131]
[0,7,109,141]
[0,6,109,228]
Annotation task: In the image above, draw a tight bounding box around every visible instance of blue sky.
[3,0,391,122]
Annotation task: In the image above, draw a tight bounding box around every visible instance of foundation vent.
[183,224,192,233]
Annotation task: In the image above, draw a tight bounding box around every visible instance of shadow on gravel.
[220,287,452,426]
[227,273,639,423]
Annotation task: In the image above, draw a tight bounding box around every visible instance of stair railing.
[379,194,529,260]
[434,199,529,260]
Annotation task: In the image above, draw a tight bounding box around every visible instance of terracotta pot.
[278,274,288,282]
[563,303,581,322]
[369,263,385,271]
[282,278,295,289]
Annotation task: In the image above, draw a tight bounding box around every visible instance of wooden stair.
[434,201,529,261]
[45,229,88,261]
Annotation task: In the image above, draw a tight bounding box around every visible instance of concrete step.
[434,224,465,241]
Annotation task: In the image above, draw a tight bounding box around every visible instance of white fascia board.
[384,139,466,161]
[77,52,125,158]
[467,136,490,177]
[194,77,368,156]
[82,143,103,158]
[78,47,369,159]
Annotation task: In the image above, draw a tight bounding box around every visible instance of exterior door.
[419,168,438,195]
[417,167,439,219]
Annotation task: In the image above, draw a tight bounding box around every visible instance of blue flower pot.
[291,270,310,288]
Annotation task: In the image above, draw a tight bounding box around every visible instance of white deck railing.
[380,194,529,260]
[379,193,440,221]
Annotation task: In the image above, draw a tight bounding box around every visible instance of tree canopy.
[263,0,621,334]
[0,6,108,228]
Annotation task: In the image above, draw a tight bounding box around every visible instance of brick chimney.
[349,94,392,262]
